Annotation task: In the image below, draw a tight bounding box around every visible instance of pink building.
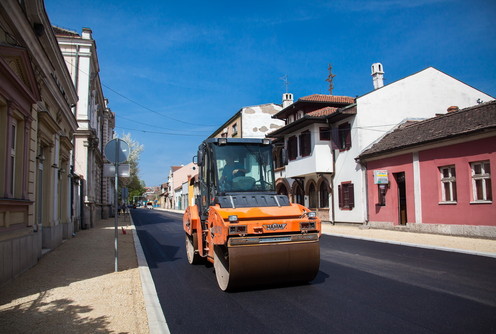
[358,101,496,238]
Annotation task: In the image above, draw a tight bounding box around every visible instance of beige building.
[54,26,115,228]
[0,0,78,285]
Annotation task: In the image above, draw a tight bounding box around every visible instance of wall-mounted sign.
[373,170,389,184]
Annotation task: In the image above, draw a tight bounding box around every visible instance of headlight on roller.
[300,221,316,232]
[229,225,247,235]
[307,211,317,219]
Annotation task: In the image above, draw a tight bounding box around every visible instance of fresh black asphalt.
[131,209,496,334]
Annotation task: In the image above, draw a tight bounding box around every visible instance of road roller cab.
[183,138,321,291]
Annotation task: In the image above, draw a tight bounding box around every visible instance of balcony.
[285,144,333,178]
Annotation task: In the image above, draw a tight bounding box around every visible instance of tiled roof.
[52,26,80,37]
[359,100,496,159]
[307,107,338,117]
[299,94,355,104]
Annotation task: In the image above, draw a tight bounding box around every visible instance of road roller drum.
[214,237,320,291]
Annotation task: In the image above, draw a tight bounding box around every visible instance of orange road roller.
[183,138,321,291]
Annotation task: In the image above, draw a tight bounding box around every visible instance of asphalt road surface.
[132,209,496,334]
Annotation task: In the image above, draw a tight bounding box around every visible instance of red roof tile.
[307,107,338,117]
[299,94,355,104]
[359,100,496,160]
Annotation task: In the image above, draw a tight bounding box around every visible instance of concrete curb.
[130,215,170,334]
[159,208,495,258]
[326,232,496,259]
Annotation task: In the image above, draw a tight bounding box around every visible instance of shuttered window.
[288,136,298,160]
[299,130,311,157]
[319,127,330,141]
[338,123,351,150]
[338,182,354,210]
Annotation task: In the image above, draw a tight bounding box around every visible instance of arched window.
[308,182,317,208]
[293,182,305,205]
[276,183,288,196]
[319,180,329,208]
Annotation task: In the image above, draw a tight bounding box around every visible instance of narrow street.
[132,209,496,334]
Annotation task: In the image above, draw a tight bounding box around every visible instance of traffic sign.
[105,138,129,164]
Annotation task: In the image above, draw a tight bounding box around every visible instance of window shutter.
[349,183,355,209]
[331,128,340,150]
[300,130,311,157]
[298,134,303,156]
[338,184,343,209]
[345,129,351,149]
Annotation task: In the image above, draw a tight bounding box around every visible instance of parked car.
[146,202,153,209]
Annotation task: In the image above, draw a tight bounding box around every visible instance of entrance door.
[394,172,407,225]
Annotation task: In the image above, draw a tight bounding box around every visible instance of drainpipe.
[358,158,369,226]
[326,119,335,225]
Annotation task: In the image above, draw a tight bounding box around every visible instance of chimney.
[282,93,294,108]
[447,106,459,113]
[82,27,92,40]
[371,63,384,89]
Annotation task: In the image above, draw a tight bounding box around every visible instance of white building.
[210,102,285,139]
[334,66,494,224]
[54,27,115,228]
[271,65,494,224]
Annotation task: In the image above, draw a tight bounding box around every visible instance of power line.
[115,126,207,137]
[102,83,217,127]
[117,114,211,133]
[58,47,217,127]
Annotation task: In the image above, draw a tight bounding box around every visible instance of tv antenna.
[280,74,290,93]
[326,64,336,95]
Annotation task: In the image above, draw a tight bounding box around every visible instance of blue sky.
[45,0,496,187]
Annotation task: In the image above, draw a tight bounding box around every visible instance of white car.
[146,202,153,209]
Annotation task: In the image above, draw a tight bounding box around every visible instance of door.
[394,172,407,225]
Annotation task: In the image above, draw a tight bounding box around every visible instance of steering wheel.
[255,179,272,190]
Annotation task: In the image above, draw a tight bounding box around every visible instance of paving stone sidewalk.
[0,215,149,334]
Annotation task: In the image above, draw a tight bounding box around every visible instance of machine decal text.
[263,223,287,230]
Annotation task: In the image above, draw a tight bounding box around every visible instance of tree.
[117,133,145,203]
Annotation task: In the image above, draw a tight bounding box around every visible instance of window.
[471,161,492,202]
[338,123,351,150]
[319,180,329,208]
[287,136,298,160]
[299,130,311,157]
[9,121,17,196]
[439,166,457,203]
[293,181,305,205]
[338,182,354,210]
[232,123,238,136]
[308,183,317,208]
[319,127,330,141]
